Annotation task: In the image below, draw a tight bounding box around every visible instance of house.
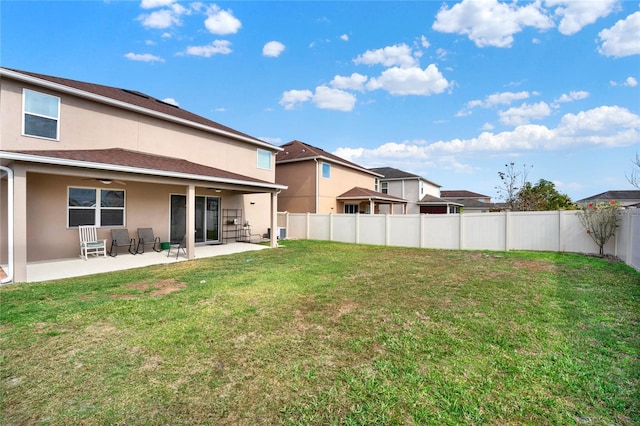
[0,68,286,282]
[576,190,640,208]
[440,190,496,213]
[369,167,460,214]
[276,140,407,214]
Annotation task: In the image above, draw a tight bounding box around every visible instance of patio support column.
[270,191,278,248]
[13,165,27,282]
[186,184,196,259]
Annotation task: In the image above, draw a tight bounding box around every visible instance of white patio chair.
[79,225,107,260]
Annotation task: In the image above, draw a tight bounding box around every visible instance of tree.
[516,179,575,211]
[577,201,622,256]
[496,162,531,210]
[627,153,640,189]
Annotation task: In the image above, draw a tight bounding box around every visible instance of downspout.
[314,158,319,213]
[0,166,14,285]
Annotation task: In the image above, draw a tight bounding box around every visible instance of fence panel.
[510,211,559,251]
[309,214,331,241]
[463,213,506,251]
[422,215,459,249]
[359,215,386,246]
[389,215,421,247]
[333,215,357,243]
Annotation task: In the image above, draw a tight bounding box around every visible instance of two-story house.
[276,140,406,214]
[369,167,460,214]
[0,68,286,282]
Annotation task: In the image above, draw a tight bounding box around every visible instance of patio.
[8,243,270,283]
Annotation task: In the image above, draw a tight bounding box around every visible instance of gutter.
[0,151,288,191]
[0,166,13,285]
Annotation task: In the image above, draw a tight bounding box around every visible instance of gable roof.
[1,67,280,151]
[417,194,463,206]
[576,190,640,207]
[369,166,441,187]
[441,190,490,199]
[277,140,381,177]
[1,148,285,190]
[337,187,407,203]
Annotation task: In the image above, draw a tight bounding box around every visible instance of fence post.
[329,213,334,241]
[385,214,390,246]
[459,213,464,249]
[419,214,424,248]
[306,212,310,240]
[505,211,511,251]
[558,210,564,252]
[355,213,360,244]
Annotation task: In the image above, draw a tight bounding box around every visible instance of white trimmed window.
[23,89,60,140]
[344,203,359,214]
[374,178,379,192]
[322,162,331,179]
[381,182,388,194]
[257,149,272,170]
[68,187,125,227]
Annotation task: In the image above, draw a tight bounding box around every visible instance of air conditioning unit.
[267,227,287,240]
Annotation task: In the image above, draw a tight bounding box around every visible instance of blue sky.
[2,0,639,201]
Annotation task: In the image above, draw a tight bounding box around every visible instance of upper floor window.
[322,162,331,179]
[381,182,388,194]
[257,149,272,170]
[23,89,60,140]
[374,178,379,192]
[68,187,125,228]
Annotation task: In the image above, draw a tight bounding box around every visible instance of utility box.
[267,227,287,240]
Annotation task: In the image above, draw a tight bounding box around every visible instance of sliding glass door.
[170,195,221,244]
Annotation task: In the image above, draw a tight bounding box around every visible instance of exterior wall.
[276,160,376,214]
[380,178,441,214]
[1,78,277,183]
[276,161,317,213]
[318,162,375,213]
[0,178,7,265]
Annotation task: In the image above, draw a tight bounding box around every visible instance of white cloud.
[161,97,179,106]
[419,35,430,49]
[432,0,554,48]
[555,90,589,103]
[312,86,357,111]
[124,52,165,62]
[598,11,640,57]
[366,65,450,96]
[353,44,417,68]
[140,0,175,9]
[138,9,181,29]
[499,101,552,126]
[279,89,313,110]
[184,40,232,57]
[340,34,349,41]
[545,0,617,35]
[263,41,285,57]
[204,4,241,35]
[335,105,639,165]
[259,137,282,144]
[624,76,638,87]
[459,91,532,115]
[330,73,368,92]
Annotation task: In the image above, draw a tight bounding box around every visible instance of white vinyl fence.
[278,210,640,272]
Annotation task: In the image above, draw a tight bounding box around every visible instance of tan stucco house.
[276,140,406,214]
[0,68,286,282]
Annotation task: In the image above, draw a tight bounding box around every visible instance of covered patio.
[4,242,270,283]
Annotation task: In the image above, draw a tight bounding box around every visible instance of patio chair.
[136,228,161,254]
[167,235,187,259]
[109,228,136,257]
[78,225,107,260]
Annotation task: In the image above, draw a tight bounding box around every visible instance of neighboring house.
[276,140,407,214]
[369,167,458,214]
[576,190,640,208]
[0,68,286,282]
[440,190,496,213]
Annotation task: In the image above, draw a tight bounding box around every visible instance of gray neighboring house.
[369,167,461,214]
[440,190,496,213]
[576,190,640,208]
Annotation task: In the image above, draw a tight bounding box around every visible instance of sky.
[2,0,639,202]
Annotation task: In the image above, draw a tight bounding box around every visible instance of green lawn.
[1,240,638,425]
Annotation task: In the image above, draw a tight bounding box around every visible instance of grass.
[1,240,639,425]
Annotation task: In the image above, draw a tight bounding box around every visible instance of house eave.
[1,68,282,153]
[0,151,287,191]
[276,156,383,177]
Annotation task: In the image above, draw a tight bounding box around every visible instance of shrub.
[577,200,622,256]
